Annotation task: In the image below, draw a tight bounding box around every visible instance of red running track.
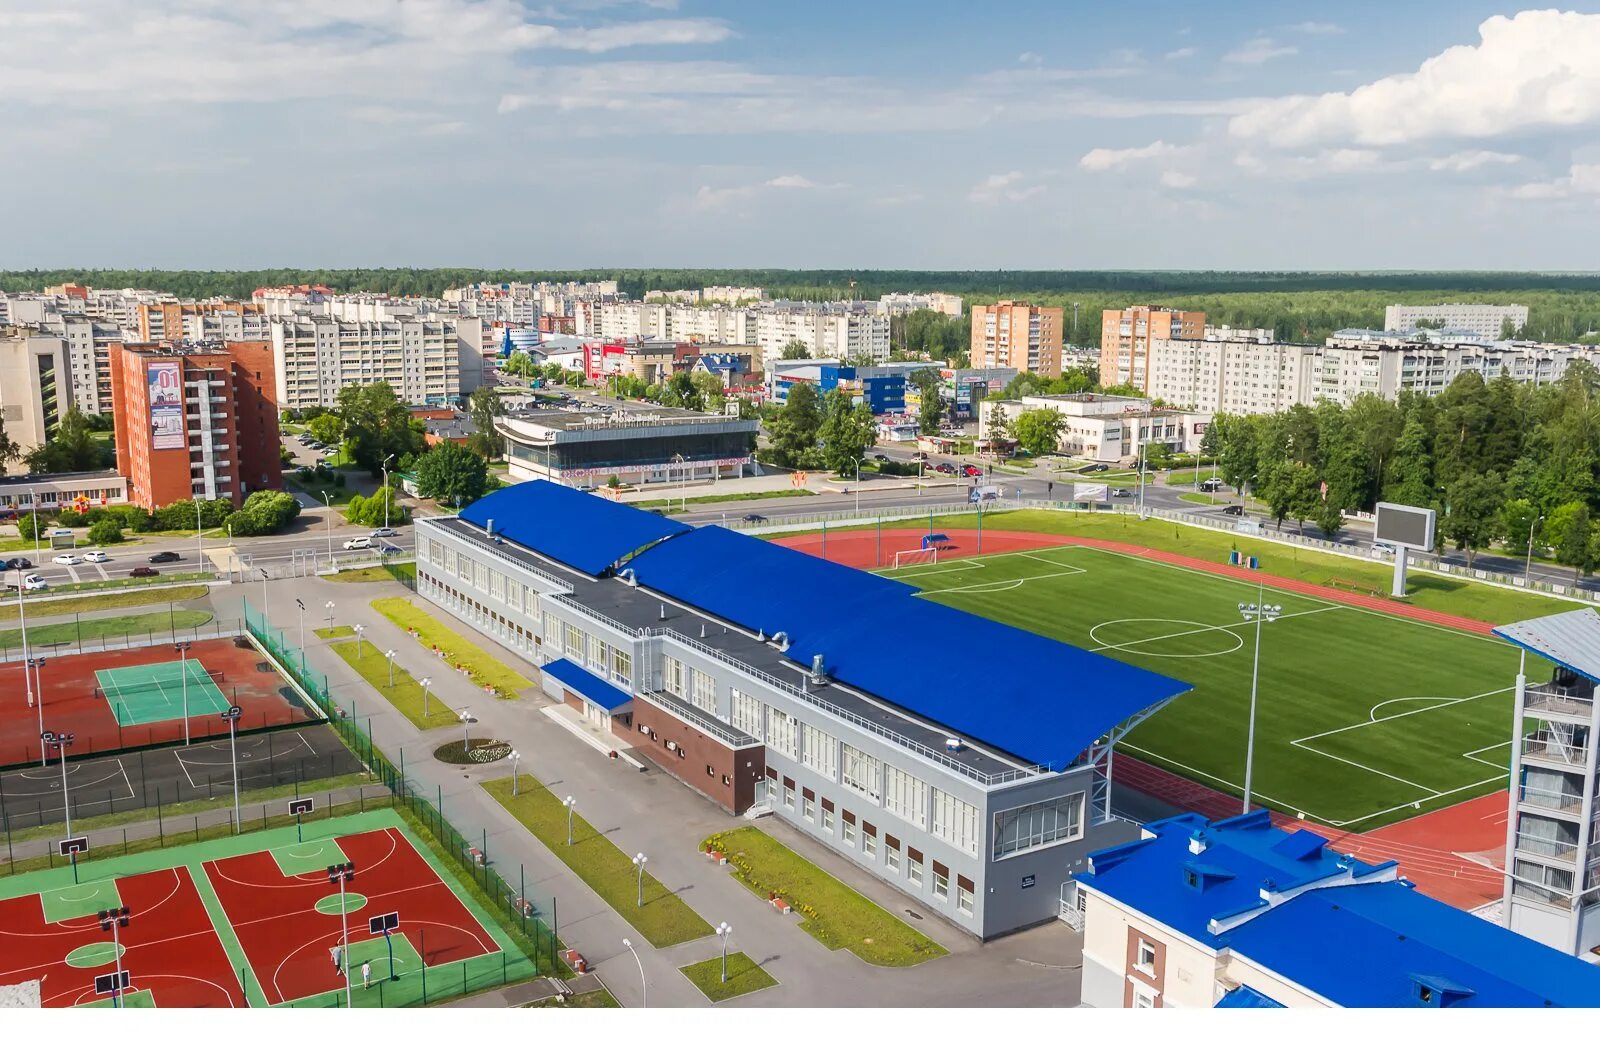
[205,827,496,1005]
[779,527,1506,909]
[0,865,244,1008]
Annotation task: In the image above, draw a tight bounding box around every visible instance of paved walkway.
[206,576,1087,1008]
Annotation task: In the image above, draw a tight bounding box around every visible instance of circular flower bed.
[433,738,512,765]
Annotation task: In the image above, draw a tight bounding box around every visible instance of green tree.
[308,412,344,448]
[503,350,536,377]
[23,407,102,474]
[413,444,489,506]
[226,490,301,536]
[917,383,945,437]
[16,513,44,542]
[1383,411,1435,508]
[763,383,823,467]
[468,389,506,459]
[336,382,426,475]
[1440,470,1506,565]
[817,390,878,475]
[1209,414,1260,495]
[1500,497,1543,559]
[1012,408,1066,456]
[1557,503,1593,576]
[780,339,810,360]
[986,404,1011,451]
[87,519,124,546]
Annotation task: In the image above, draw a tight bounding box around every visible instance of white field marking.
[1463,739,1514,771]
[1117,742,1312,821]
[173,748,198,790]
[1015,551,1091,572]
[1294,686,1515,746]
[1089,605,1341,655]
[1327,775,1511,831]
[913,570,1082,597]
[1289,741,1443,796]
[1071,543,1509,649]
[878,556,985,580]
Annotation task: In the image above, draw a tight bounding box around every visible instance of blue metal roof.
[629,525,1190,769]
[1493,608,1600,683]
[542,657,633,712]
[459,480,690,576]
[1081,812,1600,1008]
[1214,985,1284,1009]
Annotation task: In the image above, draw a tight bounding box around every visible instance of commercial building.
[1100,305,1207,390]
[415,481,1190,939]
[0,471,128,516]
[970,302,1064,376]
[978,393,1207,462]
[497,406,757,488]
[269,315,466,409]
[1077,809,1600,1008]
[0,327,72,473]
[109,340,282,508]
[765,359,941,414]
[1384,302,1529,339]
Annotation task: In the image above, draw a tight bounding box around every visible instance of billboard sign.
[1073,483,1109,503]
[147,361,185,451]
[1374,502,1436,551]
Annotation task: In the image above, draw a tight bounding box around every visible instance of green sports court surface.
[886,544,1525,830]
[94,658,232,726]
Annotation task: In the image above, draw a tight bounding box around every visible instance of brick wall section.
[611,696,765,814]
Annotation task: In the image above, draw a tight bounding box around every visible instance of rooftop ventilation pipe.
[618,568,637,587]
[770,632,790,652]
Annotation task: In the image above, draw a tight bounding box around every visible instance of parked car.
[343,536,373,550]
[1200,477,1226,491]
[82,549,109,563]
[149,551,180,563]
[743,513,769,524]
[130,566,159,577]
[22,573,47,591]
[961,464,982,477]
[8,557,31,570]
[872,453,889,462]
[1111,488,1133,498]
[374,543,401,555]
[935,462,957,474]
[1222,504,1245,516]
[371,527,397,537]
[53,554,80,566]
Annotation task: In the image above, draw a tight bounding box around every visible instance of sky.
[5,1,1600,271]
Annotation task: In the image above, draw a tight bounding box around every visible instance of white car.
[342,536,373,550]
[372,527,397,538]
[53,554,81,566]
[22,573,47,591]
[82,549,109,563]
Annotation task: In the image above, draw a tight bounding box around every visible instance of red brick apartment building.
[109,341,282,509]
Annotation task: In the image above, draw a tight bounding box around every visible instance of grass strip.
[485,775,712,948]
[703,827,946,968]
[679,952,777,1002]
[371,597,532,698]
[0,608,212,650]
[326,638,456,730]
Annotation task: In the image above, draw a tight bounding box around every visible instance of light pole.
[715,921,733,984]
[632,853,647,908]
[320,492,334,561]
[672,452,686,512]
[174,641,192,744]
[382,453,395,530]
[509,749,522,796]
[325,600,335,631]
[258,568,270,623]
[328,862,356,1007]
[850,456,861,517]
[353,623,365,659]
[220,705,242,831]
[295,599,307,656]
[29,488,40,566]
[419,677,433,719]
[46,731,74,838]
[17,575,37,764]
[562,795,577,845]
[385,649,397,687]
[195,495,204,576]
[621,938,646,1008]
[98,906,131,1009]
[1525,514,1545,580]
[1237,588,1281,814]
[459,709,472,755]
[28,657,46,754]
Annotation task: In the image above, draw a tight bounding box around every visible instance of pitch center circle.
[1088,618,1246,658]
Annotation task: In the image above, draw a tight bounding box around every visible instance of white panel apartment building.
[1384,303,1529,339]
[269,315,463,408]
[578,300,890,364]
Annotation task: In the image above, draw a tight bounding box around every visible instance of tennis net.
[94,669,225,701]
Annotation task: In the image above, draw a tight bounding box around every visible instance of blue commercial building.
[1075,809,1600,1008]
[767,359,938,414]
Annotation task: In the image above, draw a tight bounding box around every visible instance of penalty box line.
[1089,604,1342,655]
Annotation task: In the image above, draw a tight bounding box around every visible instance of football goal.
[890,547,939,569]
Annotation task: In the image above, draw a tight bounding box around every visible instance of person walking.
[331,943,343,973]
[361,960,372,990]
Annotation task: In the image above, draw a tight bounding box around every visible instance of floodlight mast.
[1238,587,1282,814]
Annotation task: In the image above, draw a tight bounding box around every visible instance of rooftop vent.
[619,568,637,587]
[810,654,828,685]
[944,736,964,753]
[485,518,494,537]
[770,631,790,652]
[1188,830,1207,856]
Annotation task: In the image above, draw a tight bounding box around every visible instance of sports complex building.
[412,480,1192,939]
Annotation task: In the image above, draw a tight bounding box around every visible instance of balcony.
[1516,831,1579,861]
[1526,679,1596,720]
[1522,731,1590,769]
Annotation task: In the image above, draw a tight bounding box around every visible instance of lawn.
[1165,466,1220,486]
[0,584,208,622]
[325,637,456,731]
[1177,492,1217,505]
[323,563,413,584]
[21,570,216,599]
[679,952,777,1002]
[0,608,213,650]
[316,625,356,638]
[703,827,947,967]
[887,543,1525,829]
[484,776,713,948]
[632,488,814,512]
[371,597,533,698]
[523,989,619,1008]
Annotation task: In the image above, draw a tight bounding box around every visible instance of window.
[842,814,856,846]
[731,690,764,740]
[993,793,1085,858]
[956,876,974,917]
[489,570,506,602]
[767,708,798,760]
[1135,939,1157,975]
[507,580,523,612]
[885,843,900,874]
[428,539,444,566]
[706,765,715,777]
[543,612,560,646]
[841,744,881,801]
[801,724,838,779]
[931,789,981,856]
[932,863,949,901]
[802,794,814,819]
[691,669,716,712]
[863,826,877,860]
[821,801,835,834]
[882,764,928,828]
[587,635,606,673]
[564,623,584,661]
[783,779,796,810]
[474,561,489,593]
[1131,986,1157,1009]
[664,656,687,699]
[611,647,632,687]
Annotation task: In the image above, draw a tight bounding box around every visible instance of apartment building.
[979,392,1207,462]
[643,286,765,304]
[970,302,1065,375]
[879,291,964,317]
[1146,338,1323,415]
[1384,302,1529,339]
[1077,809,1600,1008]
[269,315,464,408]
[109,340,281,508]
[415,481,1189,939]
[51,314,119,415]
[0,327,72,473]
[1099,305,1207,389]
[577,300,890,365]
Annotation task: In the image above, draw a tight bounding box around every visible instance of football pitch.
[885,544,1524,831]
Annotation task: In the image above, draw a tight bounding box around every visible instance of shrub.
[56,509,91,528]
[87,519,124,546]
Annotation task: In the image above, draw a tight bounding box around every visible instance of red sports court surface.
[0,636,316,767]
[206,827,496,1006]
[0,866,244,1008]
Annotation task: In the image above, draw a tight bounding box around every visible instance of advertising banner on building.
[147,361,185,451]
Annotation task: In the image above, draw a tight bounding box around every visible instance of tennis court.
[95,659,232,726]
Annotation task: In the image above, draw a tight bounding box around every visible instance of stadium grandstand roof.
[1081,810,1600,1008]
[458,480,689,577]
[1494,608,1600,683]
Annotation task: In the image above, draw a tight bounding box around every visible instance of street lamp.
[1237,590,1282,814]
[16,572,37,765]
[195,494,205,576]
[384,649,397,688]
[327,862,357,1008]
[325,600,335,631]
[45,731,74,838]
[459,709,472,755]
[621,938,646,1008]
[382,453,395,531]
[632,853,647,908]
[1525,514,1545,580]
[320,492,334,560]
[173,641,193,745]
[29,488,40,566]
[353,623,366,659]
[715,921,733,984]
[294,598,307,655]
[672,452,686,511]
[98,906,131,1009]
[419,677,433,719]
[27,657,46,755]
[562,795,577,845]
[849,456,862,517]
[220,705,243,831]
[258,568,270,622]
[509,749,522,796]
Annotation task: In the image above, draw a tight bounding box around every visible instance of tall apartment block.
[970,302,1065,375]
[0,326,71,473]
[109,341,282,509]
[1494,610,1600,956]
[269,315,463,409]
[1099,306,1206,390]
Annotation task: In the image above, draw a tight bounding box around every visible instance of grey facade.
[414,514,1150,940]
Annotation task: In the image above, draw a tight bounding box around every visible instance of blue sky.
[4,1,1600,270]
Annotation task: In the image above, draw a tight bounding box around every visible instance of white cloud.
[1429,150,1522,173]
[1017,51,1042,65]
[1164,47,1197,60]
[1223,37,1298,65]
[693,173,842,210]
[1079,140,1182,171]
[1512,163,1600,200]
[969,172,1046,205]
[1287,21,1344,35]
[1160,170,1197,189]
[1230,10,1600,148]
